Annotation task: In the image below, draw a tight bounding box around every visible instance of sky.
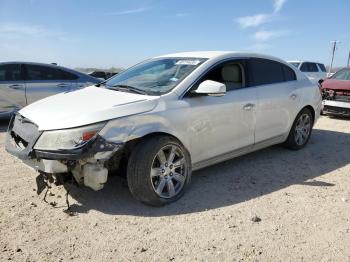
[0,0,349,69]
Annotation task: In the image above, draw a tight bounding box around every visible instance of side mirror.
[195,80,226,97]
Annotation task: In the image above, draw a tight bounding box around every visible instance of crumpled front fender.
[99,114,190,151]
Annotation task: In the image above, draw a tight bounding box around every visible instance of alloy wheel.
[294,113,311,146]
[150,145,187,199]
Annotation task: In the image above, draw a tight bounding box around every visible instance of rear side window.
[249,59,292,86]
[62,70,78,80]
[300,62,318,72]
[317,63,326,72]
[25,65,77,81]
[0,64,22,81]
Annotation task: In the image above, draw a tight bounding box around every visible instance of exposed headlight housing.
[34,122,106,151]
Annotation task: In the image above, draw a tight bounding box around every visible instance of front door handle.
[243,103,255,111]
[8,84,24,90]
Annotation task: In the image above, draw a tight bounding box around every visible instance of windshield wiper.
[111,84,148,95]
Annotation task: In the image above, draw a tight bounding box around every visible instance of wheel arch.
[303,105,316,124]
[124,131,189,155]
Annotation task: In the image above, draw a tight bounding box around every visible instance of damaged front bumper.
[322,100,350,116]
[5,114,124,191]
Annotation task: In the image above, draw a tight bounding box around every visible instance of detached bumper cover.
[6,114,123,162]
[323,100,350,116]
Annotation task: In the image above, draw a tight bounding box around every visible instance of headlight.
[34,122,106,151]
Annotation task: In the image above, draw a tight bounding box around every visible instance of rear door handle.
[290,94,297,100]
[243,103,255,111]
[57,83,70,88]
[8,84,24,90]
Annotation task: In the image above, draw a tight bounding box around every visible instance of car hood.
[19,86,159,131]
[322,79,350,91]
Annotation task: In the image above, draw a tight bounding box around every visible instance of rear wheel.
[284,108,314,150]
[127,136,191,206]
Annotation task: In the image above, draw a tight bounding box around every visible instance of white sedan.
[6,51,322,206]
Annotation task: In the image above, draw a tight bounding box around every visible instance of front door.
[184,60,257,164]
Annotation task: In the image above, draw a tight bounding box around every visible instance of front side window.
[331,69,350,80]
[105,58,206,95]
[196,61,245,91]
[0,64,22,81]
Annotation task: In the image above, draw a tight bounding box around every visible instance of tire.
[127,136,192,206]
[284,108,314,150]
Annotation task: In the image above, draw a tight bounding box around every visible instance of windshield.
[289,62,300,68]
[331,69,350,80]
[104,57,206,95]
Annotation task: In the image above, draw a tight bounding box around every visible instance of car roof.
[157,51,291,65]
[0,61,81,71]
[0,61,97,78]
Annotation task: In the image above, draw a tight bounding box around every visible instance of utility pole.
[329,40,340,74]
[347,51,350,67]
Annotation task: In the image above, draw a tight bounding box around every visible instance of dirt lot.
[0,116,349,261]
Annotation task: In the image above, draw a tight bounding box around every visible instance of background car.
[288,61,327,84]
[320,67,350,116]
[0,62,100,118]
[88,71,118,81]
[88,71,109,81]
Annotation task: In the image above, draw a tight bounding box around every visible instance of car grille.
[6,114,41,158]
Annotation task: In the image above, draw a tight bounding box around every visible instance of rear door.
[248,58,299,143]
[0,64,26,113]
[23,64,73,104]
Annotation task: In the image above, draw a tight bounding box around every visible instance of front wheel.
[284,108,314,150]
[127,136,191,206]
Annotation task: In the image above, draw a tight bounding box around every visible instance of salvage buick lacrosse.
[6,52,322,206]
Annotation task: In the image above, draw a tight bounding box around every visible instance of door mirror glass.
[195,80,226,96]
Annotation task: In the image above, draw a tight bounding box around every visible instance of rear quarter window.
[282,65,297,81]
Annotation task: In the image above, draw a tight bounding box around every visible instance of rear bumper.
[323,100,350,116]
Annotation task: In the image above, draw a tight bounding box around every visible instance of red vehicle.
[320,68,350,116]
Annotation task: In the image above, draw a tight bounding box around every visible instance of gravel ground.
[0,116,349,262]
